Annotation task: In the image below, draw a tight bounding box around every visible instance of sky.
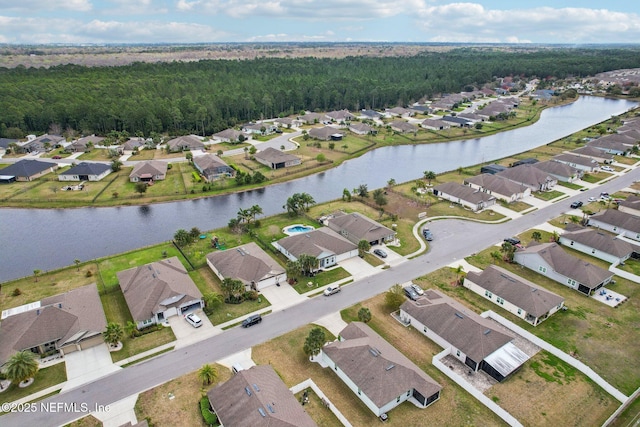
[0,0,639,45]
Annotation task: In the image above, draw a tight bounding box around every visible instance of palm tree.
[298,193,315,211]
[125,321,139,339]
[423,170,436,185]
[33,269,41,282]
[104,322,124,347]
[531,231,542,242]
[4,351,39,386]
[298,254,319,276]
[357,307,372,323]
[358,240,371,257]
[199,364,218,386]
[249,204,263,223]
[74,259,81,271]
[286,260,301,284]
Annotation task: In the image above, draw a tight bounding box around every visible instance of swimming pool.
[283,224,315,235]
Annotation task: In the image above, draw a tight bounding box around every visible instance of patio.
[591,287,628,307]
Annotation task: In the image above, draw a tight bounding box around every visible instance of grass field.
[0,363,67,405]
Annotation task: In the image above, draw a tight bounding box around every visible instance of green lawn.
[206,296,271,326]
[556,181,584,190]
[111,325,176,363]
[0,363,67,405]
[534,190,566,201]
[291,267,351,294]
[582,172,611,183]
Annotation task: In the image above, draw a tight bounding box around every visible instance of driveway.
[61,344,121,392]
[260,284,306,310]
[338,256,378,279]
[168,309,221,348]
[373,244,406,267]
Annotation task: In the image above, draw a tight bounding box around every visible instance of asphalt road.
[4,166,640,426]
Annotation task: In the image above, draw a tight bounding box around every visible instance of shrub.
[200,396,217,426]
[12,288,22,296]
[244,290,259,301]
[85,270,93,277]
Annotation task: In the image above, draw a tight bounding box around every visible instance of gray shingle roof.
[206,242,284,286]
[560,227,634,258]
[166,135,205,150]
[117,257,202,323]
[193,154,234,176]
[276,227,356,259]
[308,126,345,140]
[464,174,527,198]
[59,162,111,176]
[465,265,564,317]
[323,322,441,408]
[433,181,496,205]
[534,160,581,178]
[130,160,167,179]
[254,147,300,164]
[516,243,613,289]
[496,164,555,188]
[400,289,514,362]
[571,145,614,161]
[0,284,106,365]
[589,209,640,233]
[553,153,599,168]
[327,211,395,244]
[618,195,640,212]
[208,365,317,427]
[0,159,56,178]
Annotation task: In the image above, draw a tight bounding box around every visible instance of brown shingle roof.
[117,257,202,323]
[130,160,167,179]
[433,181,496,205]
[589,209,640,233]
[515,243,613,289]
[0,284,106,364]
[496,164,555,189]
[327,211,395,244]
[206,242,284,286]
[276,227,356,259]
[208,365,317,427]
[254,147,300,164]
[323,322,441,408]
[400,289,514,362]
[560,227,634,258]
[465,265,564,317]
[464,173,527,197]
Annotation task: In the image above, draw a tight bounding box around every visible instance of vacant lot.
[135,365,232,427]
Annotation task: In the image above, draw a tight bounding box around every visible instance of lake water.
[0,96,637,282]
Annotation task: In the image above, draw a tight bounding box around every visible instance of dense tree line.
[1,47,639,137]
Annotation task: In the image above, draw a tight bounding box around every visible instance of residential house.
[511,158,538,167]
[298,112,324,124]
[129,160,167,183]
[596,133,637,147]
[464,174,531,203]
[588,209,640,242]
[206,242,286,291]
[275,117,301,128]
[433,182,496,211]
[571,145,614,164]
[464,265,565,326]
[441,116,472,127]
[64,135,104,153]
[533,160,583,182]
[0,284,107,365]
[386,107,414,117]
[457,112,484,123]
[390,121,418,134]
[166,135,205,152]
[513,243,613,295]
[587,138,630,156]
[254,147,301,169]
[212,129,246,143]
[618,195,640,217]
[319,322,441,417]
[325,109,355,123]
[360,109,382,119]
[193,154,235,181]
[241,122,277,135]
[0,159,57,183]
[117,257,204,329]
[496,164,557,192]
[559,226,635,265]
[273,227,358,270]
[308,126,345,141]
[400,289,530,382]
[0,138,18,150]
[58,162,111,182]
[325,211,396,246]
[408,105,432,115]
[349,123,375,135]
[120,137,146,153]
[18,134,64,153]
[618,127,640,141]
[207,365,317,427]
[421,119,450,131]
[552,153,599,173]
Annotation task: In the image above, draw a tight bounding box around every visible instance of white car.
[410,284,425,296]
[323,286,341,296]
[601,166,614,172]
[587,197,597,202]
[185,312,202,328]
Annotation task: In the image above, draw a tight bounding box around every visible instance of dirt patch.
[135,364,232,427]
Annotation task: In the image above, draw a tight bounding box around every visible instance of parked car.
[587,197,597,202]
[410,283,424,296]
[570,201,583,209]
[52,155,61,159]
[242,314,262,328]
[503,237,521,246]
[601,166,614,172]
[423,228,433,241]
[373,249,387,258]
[404,286,420,301]
[184,312,202,328]
[324,285,341,296]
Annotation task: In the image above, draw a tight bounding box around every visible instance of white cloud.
[0,16,228,43]
[176,0,424,20]
[104,0,167,15]
[415,3,640,43]
[0,0,92,12]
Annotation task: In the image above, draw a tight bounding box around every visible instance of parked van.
[232,363,244,374]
